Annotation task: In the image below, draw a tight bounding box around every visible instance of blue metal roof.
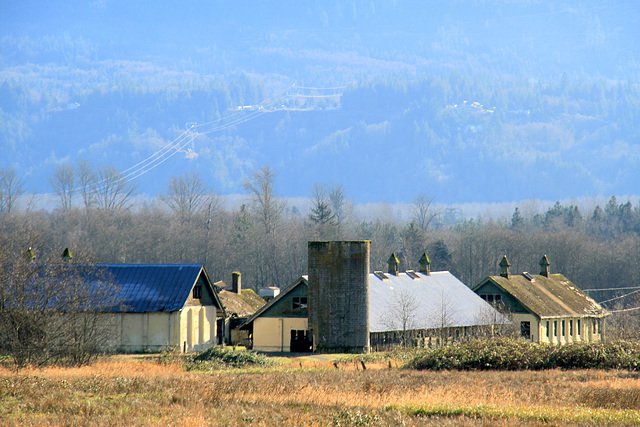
[96,264,207,313]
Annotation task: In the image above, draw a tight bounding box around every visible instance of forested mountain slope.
[1,0,639,203]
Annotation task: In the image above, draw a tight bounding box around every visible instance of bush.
[188,346,277,369]
[405,338,640,371]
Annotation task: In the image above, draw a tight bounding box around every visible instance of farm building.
[239,241,503,352]
[473,255,609,344]
[214,272,266,345]
[238,276,311,352]
[98,263,224,353]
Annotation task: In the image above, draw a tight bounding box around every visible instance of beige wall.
[538,316,603,345]
[253,317,309,352]
[100,306,217,353]
[511,313,539,342]
[180,306,217,353]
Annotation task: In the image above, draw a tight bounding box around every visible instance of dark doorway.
[290,330,312,352]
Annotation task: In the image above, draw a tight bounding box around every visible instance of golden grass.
[2,357,640,425]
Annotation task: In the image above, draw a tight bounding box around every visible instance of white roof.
[368,271,502,332]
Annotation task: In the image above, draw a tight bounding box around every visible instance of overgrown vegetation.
[405,338,640,371]
[188,346,278,370]
[0,246,121,369]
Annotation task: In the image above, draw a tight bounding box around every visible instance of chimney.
[62,248,73,262]
[387,253,399,276]
[499,255,511,278]
[232,271,242,294]
[419,253,431,275]
[539,255,550,277]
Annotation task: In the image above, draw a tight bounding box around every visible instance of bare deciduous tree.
[243,166,285,236]
[428,291,460,344]
[161,172,216,220]
[382,290,420,347]
[94,166,136,214]
[410,193,439,231]
[400,221,426,270]
[473,301,517,338]
[0,167,24,213]
[0,248,121,368]
[77,160,96,210]
[49,164,75,212]
[328,183,352,226]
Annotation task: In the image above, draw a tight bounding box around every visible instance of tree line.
[2,164,640,304]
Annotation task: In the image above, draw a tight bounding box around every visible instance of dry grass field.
[2,355,640,426]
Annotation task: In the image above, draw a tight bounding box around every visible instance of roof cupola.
[418,253,431,275]
[539,255,550,277]
[62,247,73,262]
[499,255,511,278]
[387,253,399,276]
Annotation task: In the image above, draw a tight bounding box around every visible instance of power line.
[105,88,296,185]
[585,286,640,292]
[40,83,342,202]
[293,85,348,90]
[597,288,640,305]
[609,306,640,314]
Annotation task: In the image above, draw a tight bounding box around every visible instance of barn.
[98,263,224,353]
[239,241,503,352]
[473,255,609,344]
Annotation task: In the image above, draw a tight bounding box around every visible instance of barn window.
[193,284,202,299]
[569,320,574,336]
[546,321,550,338]
[482,294,502,305]
[292,297,307,310]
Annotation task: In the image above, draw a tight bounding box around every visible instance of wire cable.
[597,288,640,305]
[585,286,640,292]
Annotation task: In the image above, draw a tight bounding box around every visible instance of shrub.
[188,346,276,369]
[405,338,640,371]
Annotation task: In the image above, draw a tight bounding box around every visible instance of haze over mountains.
[1,0,639,205]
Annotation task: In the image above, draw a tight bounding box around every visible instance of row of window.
[545,318,599,339]
[480,294,501,304]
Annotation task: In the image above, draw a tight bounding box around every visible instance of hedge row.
[404,339,640,371]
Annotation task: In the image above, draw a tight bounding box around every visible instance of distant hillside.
[1,0,639,204]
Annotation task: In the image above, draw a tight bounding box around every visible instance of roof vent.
[406,270,420,280]
[523,272,534,281]
[374,271,389,281]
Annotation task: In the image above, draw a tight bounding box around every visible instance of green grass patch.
[387,403,640,424]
